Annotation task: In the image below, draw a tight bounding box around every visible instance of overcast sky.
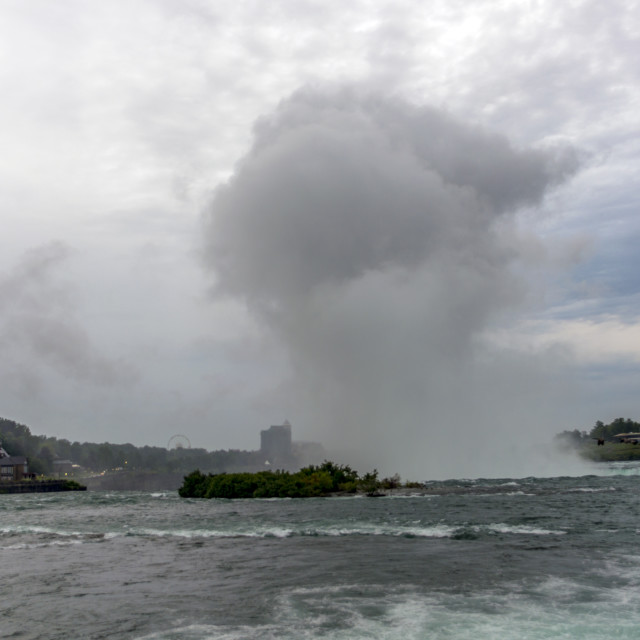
[1,0,639,478]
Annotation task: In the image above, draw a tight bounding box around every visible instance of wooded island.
[178,461,422,499]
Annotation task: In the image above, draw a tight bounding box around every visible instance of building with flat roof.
[260,421,293,464]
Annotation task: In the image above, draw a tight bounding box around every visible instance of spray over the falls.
[203,87,583,479]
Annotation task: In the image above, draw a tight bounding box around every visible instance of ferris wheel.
[167,434,191,450]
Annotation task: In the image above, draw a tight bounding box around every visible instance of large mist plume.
[203,87,585,479]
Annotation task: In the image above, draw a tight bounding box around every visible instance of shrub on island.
[178,461,395,499]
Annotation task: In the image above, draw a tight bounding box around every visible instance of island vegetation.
[555,417,640,461]
[179,461,422,499]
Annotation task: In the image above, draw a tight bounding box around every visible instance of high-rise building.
[260,420,293,462]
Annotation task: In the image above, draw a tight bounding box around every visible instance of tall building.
[260,420,293,463]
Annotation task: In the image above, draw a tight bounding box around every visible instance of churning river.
[3,462,640,639]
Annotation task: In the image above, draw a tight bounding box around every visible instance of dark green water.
[2,463,640,639]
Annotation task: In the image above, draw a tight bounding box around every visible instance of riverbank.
[579,443,640,462]
[0,479,86,494]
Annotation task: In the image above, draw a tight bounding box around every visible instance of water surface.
[2,464,639,638]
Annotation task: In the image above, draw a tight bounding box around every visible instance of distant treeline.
[555,417,640,461]
[179,461,421,499]
[0,416,269,476]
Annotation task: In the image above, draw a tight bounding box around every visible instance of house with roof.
[613,432,640,444]
[0,445,30,482]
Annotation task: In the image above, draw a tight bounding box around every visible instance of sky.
[1,0,639,479]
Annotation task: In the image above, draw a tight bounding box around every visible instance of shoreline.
[0,479,86,494]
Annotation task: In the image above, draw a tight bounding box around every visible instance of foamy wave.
[566,487,617,493]
[133,579,640,640]
[305,524,456,538]
[0,524,85,537]
[127,526,296,539]
[0,524,108,549]
[16,520,565,542]
[383,493,440,499]
[486,523,566,535]
[0,539,84,550]
[121,523,457,539]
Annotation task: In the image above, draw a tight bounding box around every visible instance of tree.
[37,445,55,474]
[588,418,640,441]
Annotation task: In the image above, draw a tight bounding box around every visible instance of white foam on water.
[566,487,617,493]
[485,523,566,535]
[0,524,84,537]
[260,527,296,538]
[305,524,457,538]
[116,520,569,540]
[0,523,109,549]
[0,539,84,550]
[134,579,640,640]
[595,552,640,585]
[396,524,456,538]
[103,531,122,540]
[134,623,278,640]
[126,526,298,539]
[383,493,440,499]
[117,522,459,540]
[598,461,640,476]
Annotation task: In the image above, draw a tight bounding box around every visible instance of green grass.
[580,443,640,462]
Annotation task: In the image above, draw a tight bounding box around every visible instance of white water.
[3,470,640,639]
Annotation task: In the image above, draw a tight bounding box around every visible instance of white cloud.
[493,316,640,365]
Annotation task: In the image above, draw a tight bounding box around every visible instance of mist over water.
[203,87,581,478]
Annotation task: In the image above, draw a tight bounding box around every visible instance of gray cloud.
[202,87,583,478]
[0,242,135,390]
[205,88,578,306]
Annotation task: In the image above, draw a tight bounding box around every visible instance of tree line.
[555,417,640,461]
[0,416,266,477]
[556,417,640,447]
